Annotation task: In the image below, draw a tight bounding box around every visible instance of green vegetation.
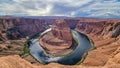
[19,42,30,56]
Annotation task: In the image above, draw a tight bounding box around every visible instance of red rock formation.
[1,54,120,68]
[76,20,120,39]
[0,55,102,68]
[0,17,120,67]
[40,19,73,55]
[0,29,7,41]
[0,17,120,40]
[51,19,72,41]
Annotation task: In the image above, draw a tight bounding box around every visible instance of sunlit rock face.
[24,19,95,65]
[40,19,73,55]
[51,19,72,41]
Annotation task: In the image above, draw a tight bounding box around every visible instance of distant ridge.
[0,15,120,20]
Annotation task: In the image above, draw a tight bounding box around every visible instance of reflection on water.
[27,28,95,65]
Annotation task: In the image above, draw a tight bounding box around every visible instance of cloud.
[79,0,120,18]
[0,0,93,16]
[26,4,53,16]
[71,0,120,18]
[0,0,120,18]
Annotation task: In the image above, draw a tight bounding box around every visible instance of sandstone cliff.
[40,19,73,55]
[1,52,120,68]
[0,17,120,40]
[0,17,120,68]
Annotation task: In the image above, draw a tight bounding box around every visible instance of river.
[26,28,95,65]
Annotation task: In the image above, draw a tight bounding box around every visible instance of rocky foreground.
[0,51,120,68]
[0,17,120,68]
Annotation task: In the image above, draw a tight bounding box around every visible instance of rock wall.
[0,18,51,39]
[51,19,72,41]
[0,17,120,40]
[76,20,120,39]
[0,17,120,68]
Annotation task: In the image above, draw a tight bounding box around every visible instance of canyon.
[40,19,74,55]
[0,17,119,40]
[0,16,120,68]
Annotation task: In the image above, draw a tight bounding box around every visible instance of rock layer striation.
[40,19,73,55]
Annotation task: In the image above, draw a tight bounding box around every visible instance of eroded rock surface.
[51,19,72,41]
[0,55,101,68]
[1,54,120,68]
[40,19,73,55]
[0,17,120,68]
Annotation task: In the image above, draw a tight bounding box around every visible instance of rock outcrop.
[40,19,73,55]
[0,29,7,42]
[0,55,35,68]
[1,54,120,68]
[103,47,120,68]
[0,17,120,40]
[76,20,120,39]
[0,55,101,68]
[51,19,72,41]
[0,17,120,68]
[0,18,51,39]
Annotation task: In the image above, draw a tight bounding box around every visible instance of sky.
[0,0,120,18]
